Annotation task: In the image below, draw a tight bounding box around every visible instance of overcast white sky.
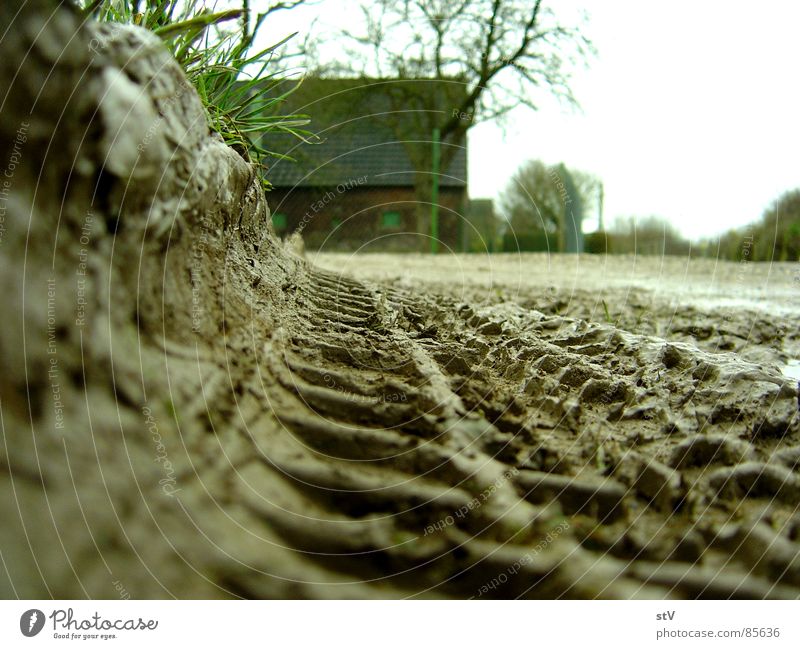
[261,0,800,239]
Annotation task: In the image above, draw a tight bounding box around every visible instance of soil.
[2,7,799,599]
[313,252,800,374]
[300,251,800,597]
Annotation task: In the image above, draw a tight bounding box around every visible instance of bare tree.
[500,159,600,251]
[305,0,593,240]
[239,0,311,51]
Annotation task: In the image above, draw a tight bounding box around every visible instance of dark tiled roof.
[261,79,468,189]
[265,130,467,188]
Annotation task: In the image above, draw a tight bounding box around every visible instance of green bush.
[583,231,608,254]
[502,230,555,252]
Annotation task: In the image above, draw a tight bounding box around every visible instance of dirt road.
[4,8,799,599]
[314,252,800,377]
[297,251,800,597]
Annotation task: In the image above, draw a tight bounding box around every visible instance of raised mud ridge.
[1,6,798,598]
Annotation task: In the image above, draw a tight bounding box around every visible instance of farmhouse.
[262,78,469,251]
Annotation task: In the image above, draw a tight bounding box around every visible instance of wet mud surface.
[298,252,800,597]
[3,9,799,599]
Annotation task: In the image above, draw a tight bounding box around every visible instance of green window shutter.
[381,211,401,229]
[272,212,287,229]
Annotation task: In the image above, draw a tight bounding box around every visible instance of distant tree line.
[697,188,800,262]
[592,189,800,261]
[497,159,691,255]
[499,159,600,252]
[584,215,692,256]
[497,158,799,261]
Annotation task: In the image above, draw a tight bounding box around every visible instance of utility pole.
[559,163,583,253]
[598,181,605,231]
[430,128,440,253]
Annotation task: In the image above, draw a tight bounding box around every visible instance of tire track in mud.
[3,10,798,599]
[216,258,800,598]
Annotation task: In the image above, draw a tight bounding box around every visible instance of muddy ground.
[301,251,800,597]
[314,252,800,378]
[3,8,800,599]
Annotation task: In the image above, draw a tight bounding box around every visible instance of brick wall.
[267,186,467,251]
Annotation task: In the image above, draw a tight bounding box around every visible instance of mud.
[312,252,800,370]
[1,6,799,600]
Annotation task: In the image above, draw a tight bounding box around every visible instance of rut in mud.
[1,5,799,598]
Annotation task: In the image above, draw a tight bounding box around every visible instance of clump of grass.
[83,0,314,189]
[601,299,613,325]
